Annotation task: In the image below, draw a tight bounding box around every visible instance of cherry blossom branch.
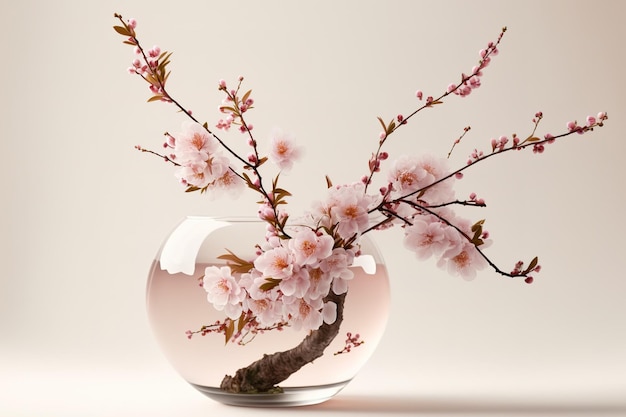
[114,14,248,168]
[395,111,608,205]
[364,27,507,192]
[447,126,472,159]
[402,199,536,279]
[114,13,292,238]
[134,144,180,166]
[363,111,605,281]
[333,332,364,355]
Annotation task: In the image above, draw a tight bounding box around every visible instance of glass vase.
[146,216,390,407]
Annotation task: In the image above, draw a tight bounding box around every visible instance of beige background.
[2,1,625,416]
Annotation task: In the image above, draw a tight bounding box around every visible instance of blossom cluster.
[166,121,245,198]
[202,226,355,332]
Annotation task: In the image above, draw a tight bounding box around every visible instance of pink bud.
[471,65,483,76]
[447,83,457,93]
[415,90,423,100]
[586,116,596,126]
[567,121,577,131]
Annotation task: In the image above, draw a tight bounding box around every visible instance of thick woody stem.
[219,292,346,393]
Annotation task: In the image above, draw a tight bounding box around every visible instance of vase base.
[189,380,350,407]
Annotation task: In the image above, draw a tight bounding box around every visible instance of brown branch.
[219,291,346,393]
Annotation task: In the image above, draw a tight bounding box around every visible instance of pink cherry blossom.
[269,129,303,171]
[319,248,355,295]
[174,121,219,164]
[254,246,295,279]
[174,162,211,188]
[304,267,333,300]
[437,241,487,281]
[320,248,354,278]
[403,217,451,260]
[388,155,422,194]
[174,153,230,188]
[289,229,334,266]
[243,277,284,326]
[279,268,310,297]
[247,298,284,326]
[202,266,245,319]
[324,183,376,240]
[283,297,324,331]
[388,154,454,204]
[207,169,245,199]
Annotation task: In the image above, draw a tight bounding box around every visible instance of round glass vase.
[146,216,390,407]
